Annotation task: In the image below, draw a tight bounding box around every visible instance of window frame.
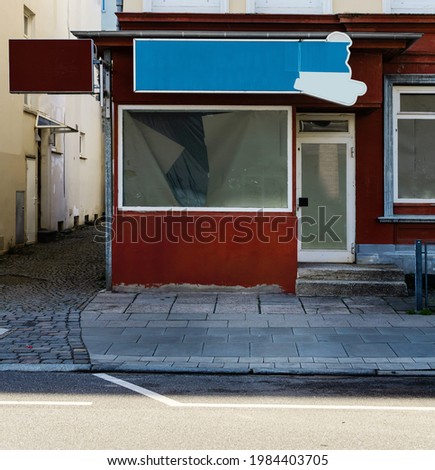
[383,0,435,13]
[384,76,435,218]
[118,104,293,213]
[23,6,34,38]
[393,85,435,203]
[246,0,333,14]
[142,0,229,13]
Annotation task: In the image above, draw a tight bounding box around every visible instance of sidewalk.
[81,291,435,375]
[1,225,435,375]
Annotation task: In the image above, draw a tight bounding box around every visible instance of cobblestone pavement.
[0,225,105,365]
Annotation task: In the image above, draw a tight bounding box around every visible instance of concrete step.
[297,263,405,282]
[296,263,408,296]
[296,279,408,297]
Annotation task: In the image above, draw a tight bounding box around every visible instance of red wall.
[112,213,298,291]
[355,109,394,245]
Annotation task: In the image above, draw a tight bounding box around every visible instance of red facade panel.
[112,214,298,292]
[9,39,94,93]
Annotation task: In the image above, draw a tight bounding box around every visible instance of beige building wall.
[0,0,104,253]
[333,0,382,13]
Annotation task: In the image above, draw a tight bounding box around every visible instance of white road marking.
[94,374,435,412]
[0,401,92,406]
[94,373,180,406]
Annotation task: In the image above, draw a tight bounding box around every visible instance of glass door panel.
[300,143,347,251]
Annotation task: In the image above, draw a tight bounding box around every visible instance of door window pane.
[398,119,435,199]
[299,120,348,133]
[300,143,347,250]
[400,94,435,113]
[122,110,288,209]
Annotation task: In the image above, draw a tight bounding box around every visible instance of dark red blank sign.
[9,39,94,94]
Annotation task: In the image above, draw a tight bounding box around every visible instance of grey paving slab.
[228,320,269,328]
[167,313,208,321]
[406,335,435,343]
[183,335,228,344]
[154,343,204,356]
[259,294,300,304]
[316,334,363,343]
[343,343,397,358]
[251,343,298,357]
[307,318,352,327]
[229,334,273,343]
[361,334,408,343]
[293,327,337,335]
[208,313,247,320]
[250,327,293,335]
[389,343,435,357]
[334,327,380,335]
[296,342,348,358]
[135,293,176,300]
[146,321,188,327]
[188,320,229,328]
[122,327,166,336]
[166,327,208,336]
[137,334,183,344]
[128,314,169,321]
[268,319,310,327]
[107,320,150,328]
[215,305,260,314]
[203,343,249,357]
[106,343,158,356]
[170,304,215,314]
[126,304,172,314]
[260,305,305,314]
[217,294,259,303]
[172,294,217,304]
[272,334,318,343]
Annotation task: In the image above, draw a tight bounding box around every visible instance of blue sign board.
[134,32,367,106]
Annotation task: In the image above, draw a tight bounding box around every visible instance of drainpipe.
[103,49,112,291]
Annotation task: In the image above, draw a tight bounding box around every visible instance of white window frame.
[23,6,34,38]
[118,104,293,213]
[383,0,435,13]
[393,85,435,203]
[246,0,333,14]
[142,0,229,13]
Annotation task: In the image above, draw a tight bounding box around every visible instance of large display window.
[119,107,292,211]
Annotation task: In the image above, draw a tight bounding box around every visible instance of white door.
[297,115,355,262]
[26,157,37,244]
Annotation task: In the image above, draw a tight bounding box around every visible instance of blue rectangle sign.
[134,33,367,106]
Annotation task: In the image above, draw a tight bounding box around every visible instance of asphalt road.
[0,372,434,450]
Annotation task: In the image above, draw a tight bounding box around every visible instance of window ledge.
[379,216,435,223]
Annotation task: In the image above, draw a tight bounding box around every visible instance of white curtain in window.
[143,0,225,13]
[249,0,332,14]
[122,110,288,209]
[386,0,435,13]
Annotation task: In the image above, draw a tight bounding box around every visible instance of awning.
[35,112,78,133]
